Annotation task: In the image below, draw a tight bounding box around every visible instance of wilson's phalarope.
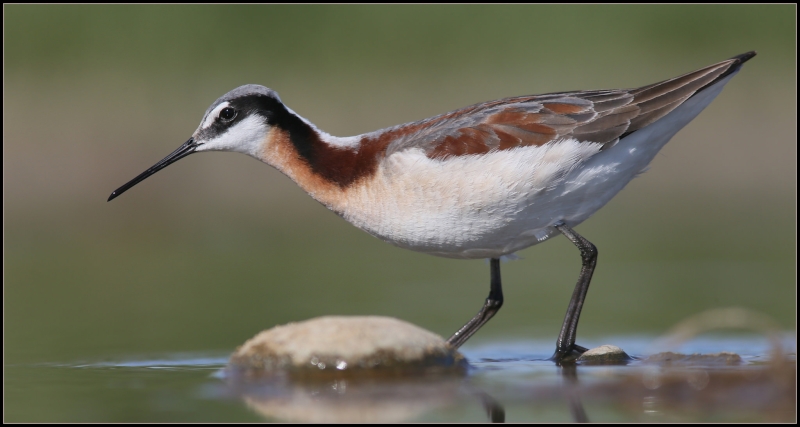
[109,51,756,362]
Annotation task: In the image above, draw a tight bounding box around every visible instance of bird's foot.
[550,344,588,365]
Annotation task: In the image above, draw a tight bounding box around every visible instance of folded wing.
[377,52,754,159]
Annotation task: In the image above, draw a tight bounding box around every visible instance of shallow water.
[6,335,795,422]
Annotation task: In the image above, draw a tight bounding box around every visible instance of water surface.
[6,335,795,422]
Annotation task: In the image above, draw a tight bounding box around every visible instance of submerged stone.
[643,351,743,366]
[227,316,466,378]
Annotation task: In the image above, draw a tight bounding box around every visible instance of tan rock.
[227,316,466,377]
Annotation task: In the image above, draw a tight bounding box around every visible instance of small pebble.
[577,344,632,365]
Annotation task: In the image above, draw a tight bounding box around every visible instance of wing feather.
[360,53,753,160]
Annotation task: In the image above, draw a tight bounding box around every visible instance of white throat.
[195,114,268,158]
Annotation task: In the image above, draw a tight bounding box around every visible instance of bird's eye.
[219,107,237,122]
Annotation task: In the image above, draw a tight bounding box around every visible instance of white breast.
[339,139,603,258]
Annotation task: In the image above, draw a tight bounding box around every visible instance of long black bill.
[108,138,198,202]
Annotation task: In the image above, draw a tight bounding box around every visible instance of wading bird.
[109,52,755,362]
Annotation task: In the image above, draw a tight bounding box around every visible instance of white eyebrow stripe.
[202,101,230,130]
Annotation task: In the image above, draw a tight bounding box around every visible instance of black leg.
[447,258,503,349]
[551,221,597,363]
[562,364,589,422]
[475,390,506,423]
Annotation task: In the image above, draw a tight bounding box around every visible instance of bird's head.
[108,85,286,201]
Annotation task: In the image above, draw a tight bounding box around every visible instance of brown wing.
[372,52,755,159]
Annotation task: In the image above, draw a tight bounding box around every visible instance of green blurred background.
[5,5,795,367]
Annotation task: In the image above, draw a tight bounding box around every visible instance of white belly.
[340,139,603,258]
[338,73,735,259]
